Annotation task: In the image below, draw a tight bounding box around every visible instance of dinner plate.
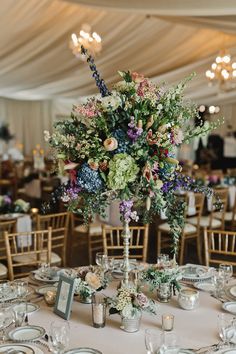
[222,350,236,354]
[179,264,212,282]
[225,327,236,344]
[8,325,45,341]
[229,286,236,297]
[12,302,40,315]
[194,282,214,292]
[222,302,236,315]
[0,343,35,354]
[33,270,60,283]
[65,348,102,354]
[35,285,57,295]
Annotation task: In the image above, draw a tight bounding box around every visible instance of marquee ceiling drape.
[1,0,236,104]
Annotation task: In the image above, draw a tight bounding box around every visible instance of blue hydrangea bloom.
[77,163,103,193]
[113,129,130,153]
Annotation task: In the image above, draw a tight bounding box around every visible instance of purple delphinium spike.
[81,45,110,97]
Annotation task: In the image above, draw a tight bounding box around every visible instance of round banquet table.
[27,278,226,354]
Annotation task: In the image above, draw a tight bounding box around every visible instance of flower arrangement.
[0,196,30,214]
[141,264,182,293]
[73,266,108,299]
[45,46,222,253]
[108,286,158,319]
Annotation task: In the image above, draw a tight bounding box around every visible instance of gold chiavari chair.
[0,220,17,279]
[204,229,236,272]
[37,212,70,266]
[102,224,149,262]
[188,188,228,231]
[4,227,52,280]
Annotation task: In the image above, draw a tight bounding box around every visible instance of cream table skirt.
[28,279,223,354]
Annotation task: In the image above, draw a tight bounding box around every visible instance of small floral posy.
[0,195,30,214]
[73,266,108,299]
[108,286,158,320]
[45,45,222,254]
[141,263,182,293]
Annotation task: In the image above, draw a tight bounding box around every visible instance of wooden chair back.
[102,225,149,262]
[4,227,52,280]
[0,220,16,261]
[204,229,236,271]
[210,188,228,229]
[37,212,69,266]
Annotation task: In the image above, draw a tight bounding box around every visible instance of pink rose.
[131,72,145,83]
[134,293,149,308]
[103,137,118,151]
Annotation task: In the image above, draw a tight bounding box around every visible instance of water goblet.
[12,301,27,327]
[211,269,225,298]
[218,314,234,347]
[161,331,180,354]
[219,264,233,284]
[145,328,163,354]
[49,320,70,354]
[13,280,28,299]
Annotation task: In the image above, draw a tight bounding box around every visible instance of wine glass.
[95,253,108,271]
[12,301,27,327]
[219,264,233,284]
[49,320,70,354]
[211,269,225,297]
[0,303,13,341]
[161,331,180,354]
[218,314,234,347]
[145,328,163,354]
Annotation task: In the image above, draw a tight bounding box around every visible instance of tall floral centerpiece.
[45,46,221,283]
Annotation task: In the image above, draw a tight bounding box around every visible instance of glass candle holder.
[162,313,174,331]
[91,294,106,328]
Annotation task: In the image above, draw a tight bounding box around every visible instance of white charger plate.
[8,325,45,341]
[222,350,236,354]
[12,302,40,315]
[179,264,212,282]
[35,285,57,295]
[65,348,102,354]
[0,343,35,354]
[0,343,45,354]
[194,282,214,292]
[229,286,236,297]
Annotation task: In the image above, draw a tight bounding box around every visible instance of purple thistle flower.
[127,117,143,143]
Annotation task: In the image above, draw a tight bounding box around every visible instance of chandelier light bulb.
[216,56,222,63]
[71,33,78,46]
[211,63,217,70]
[223,55,230,63]
[206,70,212,78]
[214,106,220,113]
[199,105,206,113]
[232,62,236,69]
[233,70,236,77]
[209,106,215,114]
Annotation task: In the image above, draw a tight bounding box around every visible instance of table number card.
[54,274,75,320]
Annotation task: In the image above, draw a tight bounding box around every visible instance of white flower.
[44,130,50,142]
[14,199,30,212]
[101,94,122,111]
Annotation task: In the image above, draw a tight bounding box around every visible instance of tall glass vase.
[122,220,131,286]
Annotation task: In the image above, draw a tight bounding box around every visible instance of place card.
[54,274,75,320]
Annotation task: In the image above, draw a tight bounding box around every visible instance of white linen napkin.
[16,215,32,248]
[228,186,236,209]
[187,192,196,216]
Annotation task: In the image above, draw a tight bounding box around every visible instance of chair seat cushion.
[214,211,234,222]
[0,263,7,277]
[158,222,196,233]
[13,251,61,265]
[75,223,113,235]
[188,216,222,228]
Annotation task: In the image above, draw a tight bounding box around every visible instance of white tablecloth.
[28,280,224,354]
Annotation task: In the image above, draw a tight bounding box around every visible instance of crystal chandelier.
[205,49,236,90]
[70,24,102,60]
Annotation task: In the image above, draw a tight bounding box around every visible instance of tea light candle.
[44,290,56,306]
[31,208,39,214]
[162,314,174,331]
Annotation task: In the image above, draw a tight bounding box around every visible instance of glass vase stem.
[122,220,131,286]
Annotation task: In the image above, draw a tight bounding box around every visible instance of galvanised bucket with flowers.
[45,45,222,274]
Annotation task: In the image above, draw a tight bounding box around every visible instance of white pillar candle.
[162,314,174,331]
